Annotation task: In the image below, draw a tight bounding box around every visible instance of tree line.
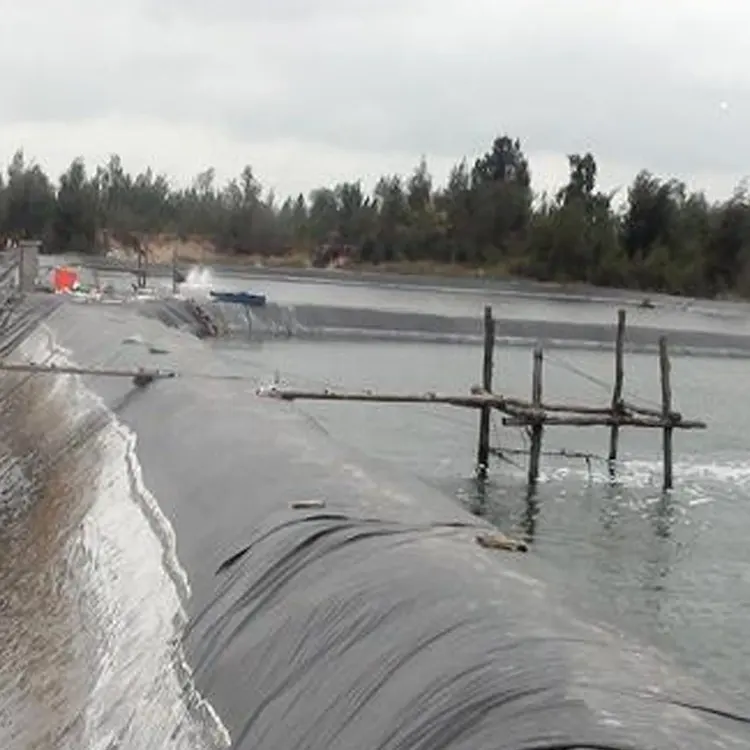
[0,137,748,297]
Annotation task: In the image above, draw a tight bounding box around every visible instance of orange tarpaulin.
[52,267,79,292]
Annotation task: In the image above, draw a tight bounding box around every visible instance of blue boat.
[209,290,267,307]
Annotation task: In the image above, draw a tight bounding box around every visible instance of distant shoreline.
[67,251,749,311]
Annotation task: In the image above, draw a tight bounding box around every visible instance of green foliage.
[2,138,750,297]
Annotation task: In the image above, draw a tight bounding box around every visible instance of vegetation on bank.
[0,138,749,297]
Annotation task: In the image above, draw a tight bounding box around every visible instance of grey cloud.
[142,0,420,24]
[214,35,750,177]
[1,0,749,184]
[0,51,208,126]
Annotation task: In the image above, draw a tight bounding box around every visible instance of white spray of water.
[180,266,215,299]
[78,409,230,750]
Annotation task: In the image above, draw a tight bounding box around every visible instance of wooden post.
[172,249,178,295]
[476,305,495,480]
[136,248,144,288]
[608,309,626,476]
[16,244,25,292]
[659,336,673,490]
[527,344,544,487]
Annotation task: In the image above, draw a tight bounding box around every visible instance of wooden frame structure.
[0,302,705,491]
[260,306,706,490]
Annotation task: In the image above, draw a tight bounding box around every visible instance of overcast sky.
[1,0,748,201]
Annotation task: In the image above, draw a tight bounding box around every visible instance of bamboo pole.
[0,362,175,381]
[263,387,505,408]
[534,402,613,415]
[491,445,595,475]
[491,446,596,461]
[608,309,626,476]
[503,413,704,429]
[527,345,544,487]
[142,241,149,288]
[17,245,28,293]
[136,247,144,288]
[172,249,178,295]
[659,336,673,489]
[476,305,495,480]
[623,401,682,421]
[265,387,565,414]
[265,386,706,429]
[268,387,614,415]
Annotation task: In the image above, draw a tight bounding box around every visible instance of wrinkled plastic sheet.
[15,298,750,750]
[183,512,749,750]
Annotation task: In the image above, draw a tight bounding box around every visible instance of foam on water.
[535,456,750,491]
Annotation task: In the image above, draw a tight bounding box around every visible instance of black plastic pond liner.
[3,296,750,750]
[183,511,750,750]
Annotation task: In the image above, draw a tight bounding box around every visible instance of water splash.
[538,457,750,492]
[181,266,215,299]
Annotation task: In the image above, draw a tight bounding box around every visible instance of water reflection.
[520,485,540,541]
[461,468,690,648]
[465,476,541,544]
[649,491,676,541]
[598,481,625,534]
[467,476,488,517]
[640,492,678,606]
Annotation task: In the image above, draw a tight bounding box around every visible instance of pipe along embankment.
[1,294,750,749]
